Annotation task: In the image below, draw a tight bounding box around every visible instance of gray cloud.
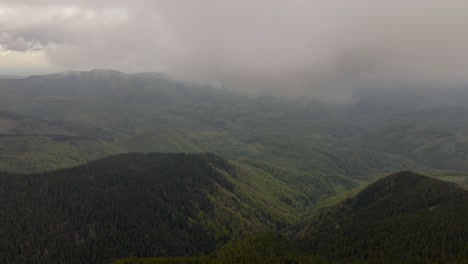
[0,33,29,51]
[1,0,468,101]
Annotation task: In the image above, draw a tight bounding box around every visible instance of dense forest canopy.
[115,172,468,264]
[0,152,338,263]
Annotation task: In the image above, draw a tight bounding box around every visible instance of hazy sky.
[1,0,468,100]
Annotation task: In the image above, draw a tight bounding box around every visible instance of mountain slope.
[0,152,336,264]
[114,232,327,264]
[0,110,121,173]
[299,171,468,263]
[117,171,467,264]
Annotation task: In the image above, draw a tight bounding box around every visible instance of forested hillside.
[0,152,337,264]
[299,171,468,263]
[116,172,468,264]
[114,232,327,264]
[0,110,122,172]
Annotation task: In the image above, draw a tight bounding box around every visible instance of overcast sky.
[1,0,468,100]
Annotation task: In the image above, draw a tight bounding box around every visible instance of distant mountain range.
[0,70,467,263]
[0,75,24,79]
[0,70,467,186]
[25,69,163,81]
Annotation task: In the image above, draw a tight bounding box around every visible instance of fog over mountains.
[2,1,468,101]
[1,1,468,263]
[0,69,466,263]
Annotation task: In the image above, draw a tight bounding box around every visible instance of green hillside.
[299,171,468,263]
[0,152,338,264]
[0,110,122,173]
[116,172,468,264]
[121,130,202,153]
[114,232,327,264]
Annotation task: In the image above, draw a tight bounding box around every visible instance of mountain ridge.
[0,152,336,264]
[25,69,164,81]
[298,171,468,263]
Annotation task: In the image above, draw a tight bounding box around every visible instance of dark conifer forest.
[299,172,468,263]
[0,153,229,263]
[115,172,468,264]
[0,153,466,263]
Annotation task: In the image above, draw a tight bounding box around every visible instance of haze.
[1,0,468,101]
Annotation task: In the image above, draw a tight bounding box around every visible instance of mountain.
[299,171,468,263]
[31,69,130,81]
[116,172,468,264]
[0,70,452,182]
[0,152,337,264]
[0,70,467,200]
[0,75,24,79]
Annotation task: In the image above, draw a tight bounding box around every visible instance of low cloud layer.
[1,0,468,101]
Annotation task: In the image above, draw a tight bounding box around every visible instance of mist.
[1,0,468,101]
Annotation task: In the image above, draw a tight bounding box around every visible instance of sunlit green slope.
[116,172,468,264]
